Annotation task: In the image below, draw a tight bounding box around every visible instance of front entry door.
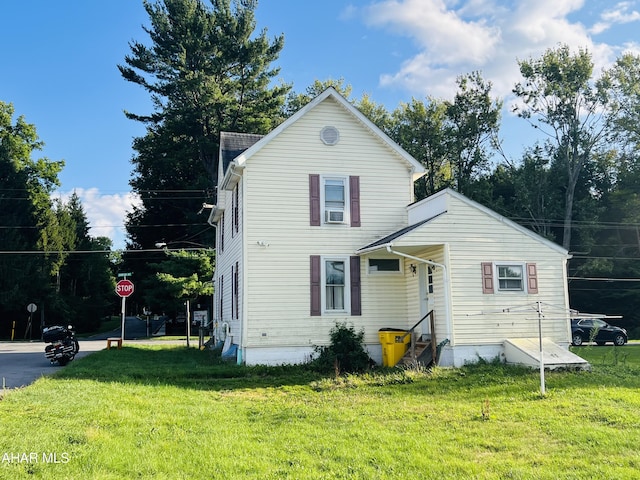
[418,264,434,339]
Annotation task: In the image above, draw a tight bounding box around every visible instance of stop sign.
[116,279,134,297]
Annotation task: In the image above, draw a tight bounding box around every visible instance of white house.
[208,87,575,367]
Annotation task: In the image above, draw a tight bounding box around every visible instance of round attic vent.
[320,126,340,146]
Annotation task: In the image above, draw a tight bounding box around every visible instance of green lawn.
[1,344,640,479]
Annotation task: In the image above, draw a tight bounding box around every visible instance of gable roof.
[359,188,569,256]
[358,212,447,252]
[223,87,425,177]
[436,189,569,256]
[219,132,263,173]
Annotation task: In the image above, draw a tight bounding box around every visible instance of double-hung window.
[324,259,347,311]
[309,174,360,227]
[497,265,524,291]
[482,262,538,294]
[310,255,361,316]
[323,177,347,224]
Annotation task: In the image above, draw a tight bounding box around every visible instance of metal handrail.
[400,310,437,365]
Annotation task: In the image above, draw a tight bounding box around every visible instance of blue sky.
[2,0,640,248]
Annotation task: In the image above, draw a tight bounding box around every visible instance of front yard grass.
[1,344,640,479]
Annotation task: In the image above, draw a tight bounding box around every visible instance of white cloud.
[364,0,501,67]
[54,188,141,249]
[591,1,640,34]
[359,0,631,100]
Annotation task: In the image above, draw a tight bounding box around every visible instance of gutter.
[385,244,453,344]
[208,163,244,225]
[220,162,244,191]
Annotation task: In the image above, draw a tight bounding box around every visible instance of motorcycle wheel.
[58,356,70,366]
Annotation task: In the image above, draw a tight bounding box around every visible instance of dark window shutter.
[350,256,361,315]
[231,188,235,237]
[310,255,321,316]
[220,213,225,252]
[309,174,321,226]
[219,275,224,319]
[350,176,361,227]
[231,265,234,319]
[526,263,538,294]
[235,261,240,318]
[234,185,239,234]
[481,262,494,294]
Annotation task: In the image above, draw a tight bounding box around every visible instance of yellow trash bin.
[378,329,410,367]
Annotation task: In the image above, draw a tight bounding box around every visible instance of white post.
[538,301,545,396]
[121,296,126,343]
[186,299,191,348]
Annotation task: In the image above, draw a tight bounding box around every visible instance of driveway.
[0,340,106,390]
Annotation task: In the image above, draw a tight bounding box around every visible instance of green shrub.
[312,322,372,375]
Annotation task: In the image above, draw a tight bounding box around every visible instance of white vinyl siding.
[240,97,415,348]
[396,194,569,346]
[213,178,244,342]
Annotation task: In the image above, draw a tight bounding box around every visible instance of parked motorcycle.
[43,325,79,366]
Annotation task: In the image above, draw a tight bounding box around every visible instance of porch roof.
[357,211,447,254]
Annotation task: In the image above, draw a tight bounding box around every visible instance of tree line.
[3,0,640,337]
[120,1,640,333]
[0,101,115,337]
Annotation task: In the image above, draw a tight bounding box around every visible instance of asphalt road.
[0,339,106,390]
[0,316,178,391]
[0,337,191,392]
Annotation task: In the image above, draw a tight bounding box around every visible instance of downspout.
[239,168,247,366]
[385,245,453,344]
[201,204,217,344]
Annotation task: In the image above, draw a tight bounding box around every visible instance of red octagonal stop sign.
[115,279,134,297]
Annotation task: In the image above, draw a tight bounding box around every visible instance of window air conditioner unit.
[325,209,344,223]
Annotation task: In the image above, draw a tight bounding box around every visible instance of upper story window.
[219,212,225,252]
[323,177,348,224]
[232,184,240,236]
[309,174,360,227]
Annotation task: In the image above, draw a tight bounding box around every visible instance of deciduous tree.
[446,71,502,195]
[513,45,610,251]
[0,101,64,320]
[390,98,451,199]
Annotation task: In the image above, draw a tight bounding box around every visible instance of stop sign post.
[116,279,135,343]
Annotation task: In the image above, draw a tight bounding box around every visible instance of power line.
[0,222,211,229]
[568,276,640,282]
[0,247,213,255]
